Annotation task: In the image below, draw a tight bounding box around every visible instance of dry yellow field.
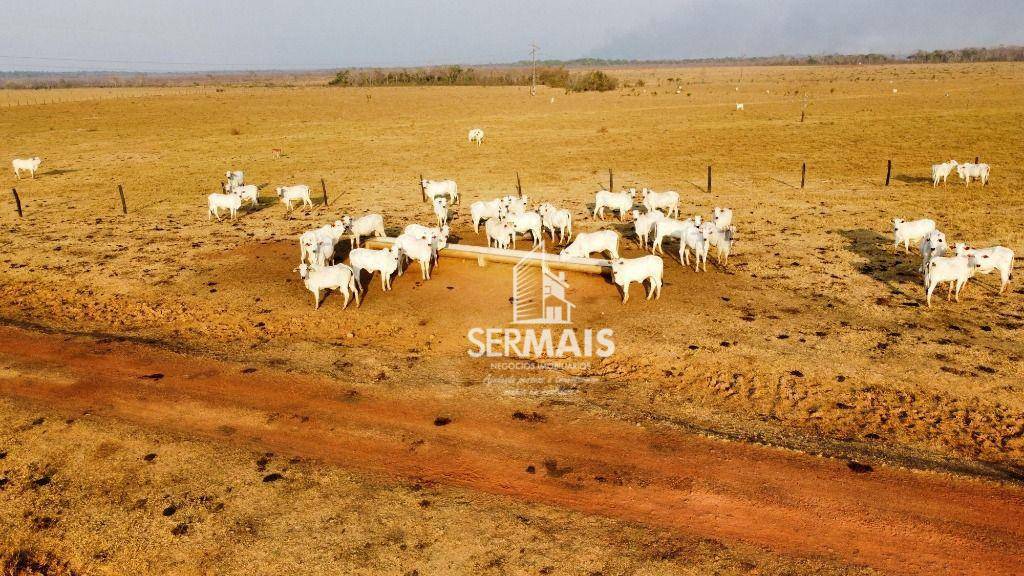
[1,63,1023,575]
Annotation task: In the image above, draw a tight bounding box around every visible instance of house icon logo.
[512,242,575,325]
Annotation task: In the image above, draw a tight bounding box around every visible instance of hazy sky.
[2,1,1022,71]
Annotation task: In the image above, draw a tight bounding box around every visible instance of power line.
[529,43,539,96]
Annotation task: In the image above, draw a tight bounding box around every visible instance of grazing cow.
[891,218,936,253]
[560,230,620,259]
[277,185,312,211]
[12,157,42,179]
[207,193,242,221]
[610,255,664,303]
[468,128,484,144]
[931,160,958,187]
[641,189,679,218]
[953,243,1015,294]
[593,189,636,220]
[956,163,990,186]
[924,255,978,307]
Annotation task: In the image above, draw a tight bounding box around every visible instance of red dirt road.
[0,325,1022,575]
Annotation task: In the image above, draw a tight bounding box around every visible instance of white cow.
[394,233,435,280]
[432,197,450,227]
[924,256,977,307]
[919,230,948,272]
[735,103,744,111]
[484,218,515,250]
[277,185,312,211]
[12,157,42,179]
[652,216,701,255]
[681,226,711,271]
[470,198,506,233]
[207,193,242,221]
[468,128,484,144]
[953,243,1015,294]
[956,163,990,186]
[349,246,403,292]
[931,161,958,187]
[712,207,733,230]
[538,203,572,244]
[295,263,360,310]
[632,209,666,248]
[593,190,636,221]
[504,210,544,248]
[610,255,664,303]
[422,179,459,204]
[343,214,386,248]
[228,183,259,207]
[641,189,679,218]
[226,170,244,188]
[892,218,936,253]
[560,230,620,259]
[704,224,736,266]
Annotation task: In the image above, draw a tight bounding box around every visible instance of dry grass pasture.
[1,63,1023,575]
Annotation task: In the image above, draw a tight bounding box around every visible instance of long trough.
[360,237,611,274]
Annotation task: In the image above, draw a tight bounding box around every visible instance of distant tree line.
[907,46,1024,63]
[327,65,618,91]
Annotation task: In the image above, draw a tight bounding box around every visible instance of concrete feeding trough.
[361,237,611,274]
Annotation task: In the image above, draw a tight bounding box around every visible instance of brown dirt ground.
[0,63,1023,574]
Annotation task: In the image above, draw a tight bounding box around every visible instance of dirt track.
[1,325,1021,576]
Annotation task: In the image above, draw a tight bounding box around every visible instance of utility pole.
[529,42,539,96]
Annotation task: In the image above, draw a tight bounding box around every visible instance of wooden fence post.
[801,162,806,189]
[516,172,522,198]
[975,156,979,164]
[11,188,22,217]
[885,159,892,187]
[320,178,329,206]
[707,165,712,192]
[419,174,426,202]
[117,184,127,214]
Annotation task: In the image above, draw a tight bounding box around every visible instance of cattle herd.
[7,150,1011,309]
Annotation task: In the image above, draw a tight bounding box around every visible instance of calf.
[953,243,1015,294]
[892,218,936,252]
[704,224,736,266]
[610,255,664,303]
[680,225,711,271]
[924,255,978,307]
[593,190,635,221]
[295,263,360,310]
[560,230,620,259]
[432,197,450,227]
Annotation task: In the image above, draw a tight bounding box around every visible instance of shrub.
[566,70,619,92]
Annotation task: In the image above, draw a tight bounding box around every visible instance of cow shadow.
[893,174,933,185]
[839,228,920,293]
[39,168,78,177]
